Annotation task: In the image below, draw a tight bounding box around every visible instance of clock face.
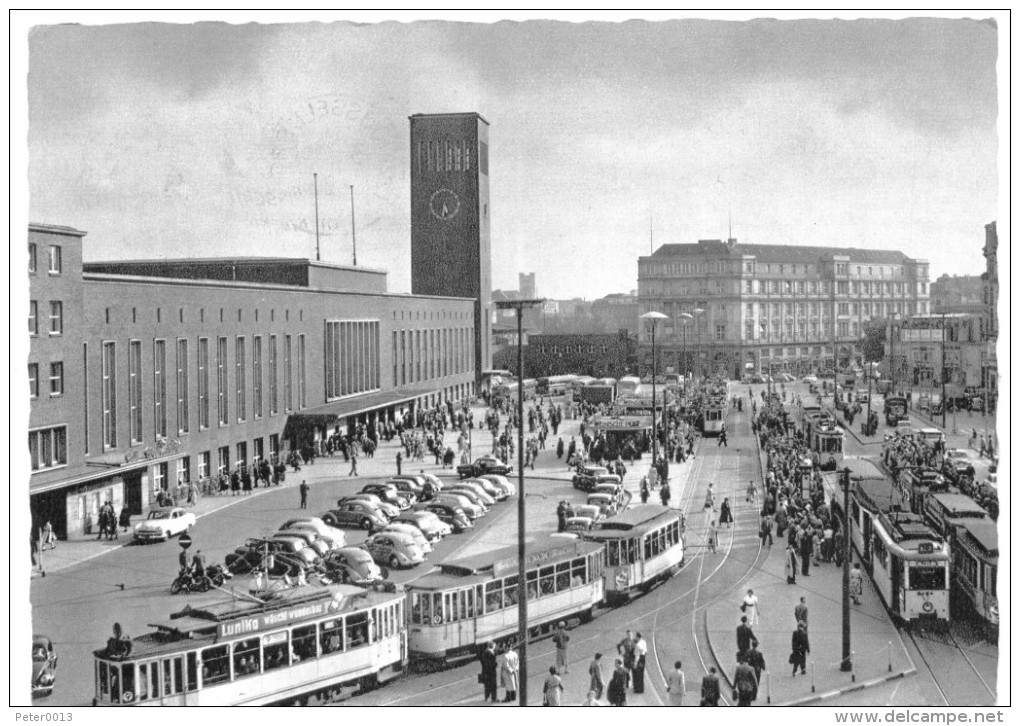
[429,188,461,221]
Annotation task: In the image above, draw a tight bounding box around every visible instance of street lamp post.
[679,312,694,380]
[641,311,668,485]
[693,307,706,378]
[494,298,543,707]
[840,467,853,672]
[941,312,948,429]
[889,313,900,396]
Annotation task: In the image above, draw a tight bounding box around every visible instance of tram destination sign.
[217,593,346,638]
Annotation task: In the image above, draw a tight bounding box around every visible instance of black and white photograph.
[13,10,1008,713]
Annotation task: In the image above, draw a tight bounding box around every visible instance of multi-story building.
[591,292,639,335]
[494,331,637,379]
[895,313,986,392]
[981,221,998,395]
[931,274,984,316]
[637,238,930,379]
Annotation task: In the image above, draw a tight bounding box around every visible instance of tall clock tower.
[409,112,492,389]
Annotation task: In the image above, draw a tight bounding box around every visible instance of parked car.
[393,511,453,542]
[419,472,445,493]
[573,465,610,492]
[415,502,473,533]
[361,532,425,569]
[381,522,433,554]
[462,477,506,501]
[802,375,819,384]
[385,478,423,502]
[339,494,399,521]
[361,483,412,511]
[587,492,618,517]
[322,547,385,586]
[31,635,57,698]
[573,504,605,523]
[278,519,347,548]
[456,454,513,479]
[564,516,596,534]
[321,501,389,532]
[133,507,196,543]
[432,493,484,520]
[594,482,625,507]
[448,481,497,507]
[478,473,516,497]
[945,449,976,479]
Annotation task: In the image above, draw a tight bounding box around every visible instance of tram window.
[371,609,381,640]
[146,661,160,699]
[444,593,454,622]
[908,566,946,590]
[644,536,652,560]
[346,612,369,648]
[99,662,109,699]
[137,663,149,701]
[418,593,432,624]
[540,566,555,596]
[410,593,422,624]
[526,571,538,600]
[232,638,261,677]
[109,664,122,703]
[293,625,318,662]
[463,589,472,619]
[186,652,197,692]
[627,539,638,565]
[263,632,290,671]
[607,541,620,566]
[201,645,230,685]
[486,581,503,611]
[474,585,483,616]
[504,576,520,607]
[571,557,586,585]
[319,620,344,654]
[555,562,571,591]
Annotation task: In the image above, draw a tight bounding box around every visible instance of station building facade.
[637,238,931,379]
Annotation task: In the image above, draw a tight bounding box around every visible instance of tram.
[950,518,998,638]
[616,375,643,398]
[537,375,579,396]
[405,539,604,662]
[92,584,406,706]
[831,467,951,626]
[583,506,684,604]
[701,398,727,436]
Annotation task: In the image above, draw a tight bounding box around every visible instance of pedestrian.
[632,632,647,693]
[746,480,756,503]
[543,665,563,706]
[746,642,766,684]
[299,480,309,509]
[790,623,810,676]
[785,544,798,584]
[588,652,605,700]
[349,449,359,476]
[736,615,758,659]
[607,658,628,706]
[707,520,719,554]
[794,596,809,631]
[42,521,56,550]
[849,562,864,605]
[800,528,813,577]
[733,653,758,706]
[704,482,715,510]
[556,437,564,460]
[616,629,636,686]
[760,512,773,546]
[581,690,601,706]
[396,451,403,475]
[556,501,567,533]
[719,497,733,527]
[479,641,498,702]
[742,588,761,625]
[640,476,650,504]
[192,549,206,580]
[659,482,671,507]
[666,660,686,706]
[700,666,721,706]
[500,644,519,702]
[552,622,570,674]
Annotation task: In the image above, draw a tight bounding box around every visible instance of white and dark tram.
[583,505,685,605]
[950,518,998,639]
[405,539,605,663]
[92,584,406,706]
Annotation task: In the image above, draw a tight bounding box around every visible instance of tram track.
[905,627,997,706]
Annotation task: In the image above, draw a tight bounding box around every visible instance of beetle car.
[322,547,385,586]
[31,634,57,698]
[564,516,596,534]
[278,519,347,548]
[433,493,485,520]
[478,473,516,497]
[456,454,514,479]
[462,477,507,501]
[587,492,618,518]
[448,481,496,507]
[361,532,425,569]
[573,504,605,523]
[132,507,196,543]
[393,511,453,542]
[573,465,610,492]
[361,483,412,511]
[416,502,473,533]
[381,522,433,554]
[339,493,399,521]
[320,500,389,532]
[388,476,427,499]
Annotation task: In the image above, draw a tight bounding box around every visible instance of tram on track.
[405,539,605,663]
[950,518,998,639]
[583,505,684,605]
[92,584,406,706]
[701,397,727,436]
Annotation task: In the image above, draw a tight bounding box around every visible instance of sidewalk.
[704,538,915,706]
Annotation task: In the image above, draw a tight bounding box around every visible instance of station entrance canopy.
[283,387,441,439]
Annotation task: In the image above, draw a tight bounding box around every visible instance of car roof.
[371,531,416,544]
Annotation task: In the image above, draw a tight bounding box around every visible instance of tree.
[858,318,887,364]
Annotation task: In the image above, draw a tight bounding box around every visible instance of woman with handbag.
[543,666,563,706]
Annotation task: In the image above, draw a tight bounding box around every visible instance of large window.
[102,342,117,448]
[393,331,398,386]
[298,334,306,409]
[29,300,38,334]
[284,335,293,412]
[29,426,67,471]
[48,362,64,396]
[49,301,63,335]
[268,335,278,415]
[153,340,167,438]
[48,245,62,274]
[217,337,229,425]
[325,320,380,399]
[253,336,263,418]
[176,339,189,434]
[198,338,210,430]
[28,363,39,398]
[28,242,37,273]
[129,341,142,444]
[235,336,246,422]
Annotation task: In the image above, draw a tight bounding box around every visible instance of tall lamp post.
[693,307,706,378]
[494,298,543,707]
[940,312,949,430]
[840,467,853,672]
[641,311,668,483]
[889,312,900,396]
[679,311,694,380]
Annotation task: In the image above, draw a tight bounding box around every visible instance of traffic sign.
[178,533,193,550]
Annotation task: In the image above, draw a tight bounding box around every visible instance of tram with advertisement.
[92,584,406,707]
[826,460,950,627]
[583,506,684,605]
[405,539,605,663]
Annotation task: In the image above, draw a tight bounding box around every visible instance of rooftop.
[646,240,918,265]
[29,222,87,237]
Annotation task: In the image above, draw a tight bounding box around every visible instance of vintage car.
[478,473,516,497]
[564,516,596,534]
[448,481,496,507]
[361,532,425,569]
[338,493,399,521]
[31,635,57,698]
[322,547,385,586]
[802,375,819,384]
[944,449,976,479]
[381,522,433,554]
[386,477,425,501]
[278,519,347,548]
[274,531,337,558]
[587,492,618,518]
[392,511,453,543]
[573,465,610,492]
[320,500,389,532]
[456,455,514,479]
[462,477,507,501]
[132,507,196,543]
[573,504,605,523]
[226,537,318,576]
[414,502,473,533]
[361,483,413,511]
[433,492,485,520]
[594,482,626,507]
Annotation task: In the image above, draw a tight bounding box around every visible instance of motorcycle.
[170,564,233,594]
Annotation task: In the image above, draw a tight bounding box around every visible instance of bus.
[583,506,684,604]
[616,376,642,398]
[92,584,406,706]
[536,375,579,396]
[405,539,605,663]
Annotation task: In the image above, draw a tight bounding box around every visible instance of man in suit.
[700,666,721,706]
[733,653,758,706]
[736,615,758,661]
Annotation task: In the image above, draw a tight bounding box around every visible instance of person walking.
[742,588,762,626]
[607,658,629,706]
[700,666,721,706]
[581,690,601,706]
[588,652,605,701]
[640,477,650,504]
[790,623,810,676]
[553,622,570,674]
[480,641,499,703]
[704,482,715,511]
[659,482,671,507]
[299,480,309,509]
[733,654,758,706]
[760,512,773,547]
[746,480,757,503]
[746,642,766,684]
[543,666,564,706]
[500,644,519,702]
[707,520,719,554]
[632,632,647,694]
[42,521,56,550]
[849,562,864,605]
[785,544,798,584]
[396,451,403,475]
[617,630,636,687]
[665,660,686,706]
[799,528,813,577]
[736,616,758,660]
[794,596,809,631]
[719,497,733,528]
[348,449,359,477]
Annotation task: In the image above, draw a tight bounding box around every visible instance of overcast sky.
[27,16,999,299]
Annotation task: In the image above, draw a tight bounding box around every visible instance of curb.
[777,667,917,706]
[704,607,736,689]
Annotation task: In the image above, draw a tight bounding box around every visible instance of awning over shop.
[29,450,179,497]
[283,387,443,441]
